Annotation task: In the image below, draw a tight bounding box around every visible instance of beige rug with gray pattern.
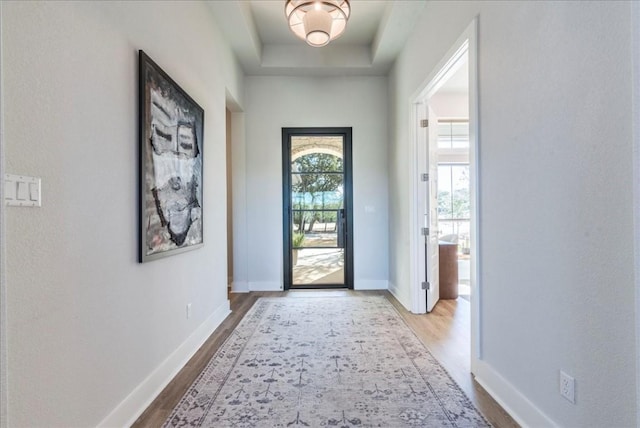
[164,296,490,427]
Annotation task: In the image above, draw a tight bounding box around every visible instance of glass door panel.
[292,211,340,247]
[290,136,345,286]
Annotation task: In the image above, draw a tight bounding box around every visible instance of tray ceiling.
[207,0,427,76]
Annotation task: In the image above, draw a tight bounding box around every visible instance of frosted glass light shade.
[285,0,351,48]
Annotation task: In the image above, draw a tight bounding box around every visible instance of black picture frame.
[138,50,204,263]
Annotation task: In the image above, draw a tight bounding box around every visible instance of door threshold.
[289,284,347,290]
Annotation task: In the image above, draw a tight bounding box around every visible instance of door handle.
[337,209,345,248]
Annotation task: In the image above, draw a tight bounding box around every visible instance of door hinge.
[420,119,429,128]
[421,281,430,290]
[421,227,430,236]
[421,173,429,182]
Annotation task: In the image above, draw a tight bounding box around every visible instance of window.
[438,120,469,150]
[438,164,470,251]
[437,119,470,252]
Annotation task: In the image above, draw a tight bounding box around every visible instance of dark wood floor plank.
[132,291,519,428]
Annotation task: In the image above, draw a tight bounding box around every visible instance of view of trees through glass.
[291,153,343,237]
[288,134,347,286]
[438,164,470,251]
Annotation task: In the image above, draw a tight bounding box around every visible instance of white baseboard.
[474,360,557,428]
[231,281,249,293]
[97,300,232,428]
[354,280,388,290]
[249,281,282,291]
[388,281,411,310]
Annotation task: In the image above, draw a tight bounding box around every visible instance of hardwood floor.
[385,294,518,428]
[132,291,518,427]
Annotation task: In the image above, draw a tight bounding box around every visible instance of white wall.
[242,76,389,291]
[430,92,468,118]
[390,1,636,426]
[231,111,250,293]
[0,3,6,425]
[633,3,640,427]
[2,1,243,426]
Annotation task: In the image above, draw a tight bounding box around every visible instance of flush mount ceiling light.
[285,0,351,48]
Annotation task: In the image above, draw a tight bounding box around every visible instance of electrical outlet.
[186,303,192,319]
[560,370,575,404]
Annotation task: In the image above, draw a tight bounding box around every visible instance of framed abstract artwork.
[138,50,204,262]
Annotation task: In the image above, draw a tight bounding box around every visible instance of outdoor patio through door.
[282,128,353,290]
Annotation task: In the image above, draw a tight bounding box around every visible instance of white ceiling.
[207,0,427,76]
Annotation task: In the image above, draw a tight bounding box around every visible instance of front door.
[282,128,353,290]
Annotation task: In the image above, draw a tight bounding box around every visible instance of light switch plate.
[16,182,28,200]
[29,182,39,201]
[5,174,41,207]
[4,179,16,201]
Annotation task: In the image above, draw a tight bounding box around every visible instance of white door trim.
[409,101,427,314]
[409,17,482,369]
[466,16,482,371]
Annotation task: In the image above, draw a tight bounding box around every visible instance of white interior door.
[425,106,440,312]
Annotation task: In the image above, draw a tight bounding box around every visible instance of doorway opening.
[435,123,471,301]
[225,93,245,296]
[410,19,481,371]
[225,108,233,299]
[282,128,353,290]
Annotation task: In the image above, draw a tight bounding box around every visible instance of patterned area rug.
[164,296,490,427]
